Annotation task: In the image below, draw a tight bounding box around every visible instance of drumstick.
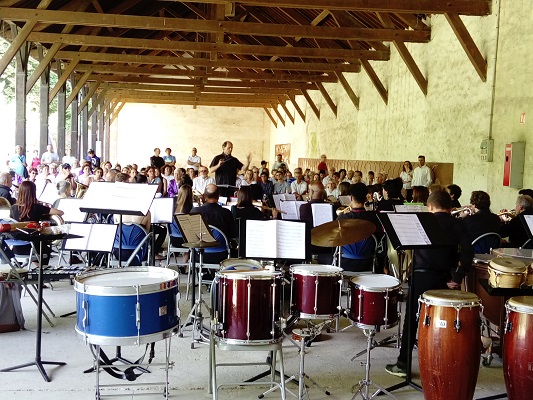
[0,221,40,232]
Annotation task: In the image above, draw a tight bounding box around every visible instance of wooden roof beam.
[445,13,487,82]
[49,60,79,103]
[264,107,278,128]
[0,8,431,43]
[270,104,286,126]
[107,90,284,103]
[78,79,101,114]
[88,85,109,118]
[335,71,359,110]
[361,59,388,104]
[105,82,301,95]
[66,70,91,108]
[279,100,295,124]
[316,82,337,116]
[0,20,36,77]
[115,98,272,107]
[110,102,125,125]
[301,89,320,120]
[289,94,306,123]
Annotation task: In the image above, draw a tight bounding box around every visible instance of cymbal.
[182,239,220,249]
[311,219,376,247]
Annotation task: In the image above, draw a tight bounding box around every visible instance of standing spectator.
[272,154,286,171]
[150,148,165,170]
[86,149,101,168]
[10,145,27,179]
[163,148,176,166]
[412,155,432,187]
[41,144,59,164]
[31,150,41,169]
[400,161,414,202]
[62,148,76,167]
[317,154,328,171]
[187,147,201,171]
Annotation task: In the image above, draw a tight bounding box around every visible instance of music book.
[218,196,228,206]
[175,213,216,244]
[63,223,118,252]
[56,198,86,223]
[245,219,306,259]
[395,204,429,213]
[80,182,157,215]
[150,197,175,223]
[388,214,431,246]
[38,181,59,206]
[279,200,307,220]
[272,193,296,210]
[311,203,334,227]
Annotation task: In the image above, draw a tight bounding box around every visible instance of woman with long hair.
[175,184,193,215]
[400,161,414,202]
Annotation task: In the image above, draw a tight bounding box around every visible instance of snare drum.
[348,274,401,329]
[503,296,533,400]
[220,258,263,271]
[290,264,343,319]
[418,290,481,400]
[213,269,282,344]
[74,267,179,346]
[488,257,526,288]
[492,248,533,286]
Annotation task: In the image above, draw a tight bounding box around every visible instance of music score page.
[246,220,306,259]
[388,214,431,246]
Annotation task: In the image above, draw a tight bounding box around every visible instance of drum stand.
[352,328,397,400]
[179,247,211,348]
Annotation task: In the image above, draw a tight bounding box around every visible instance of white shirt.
[412,165,432,187]
[322,175,333,186]
[187,155,201,171]
[400,171,413,190]
[41,151,59,164]
[192,175,215,194]
[62,155,76,167]
[290,180,308,195]
[326,187,339,199]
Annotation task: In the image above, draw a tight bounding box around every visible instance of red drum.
[418,290,481,400]
[503,296,533,400]
[290,265,343,319]
[348,274,401,329]
[213,269,282,344]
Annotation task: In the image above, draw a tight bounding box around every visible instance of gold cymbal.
[311,219,376,247]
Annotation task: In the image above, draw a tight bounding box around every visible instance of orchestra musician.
[462,191,501,243]
[386,190,473,377]
[500,194,533,247]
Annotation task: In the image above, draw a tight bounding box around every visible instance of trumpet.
[336,206,351,216]
[75,183,89,198]
[498,209,517,221]
[451,206,474,217]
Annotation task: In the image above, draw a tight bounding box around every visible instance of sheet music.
[150,198,175,223]
[523,215,533,238]
[38,181,59,206]
[284,193,296,201]
[245,220,276,258]
[339,195,351,206]
[175,214,216,243]
[276,220,306,259]
[311,203,333,227]
[81,182,157,215]
[218,196,228,206]
[64,223,118,252]
[272,194,285,210]
[388,213,431,246]
[279,200,307,220]
[394,204,429,213]
[56,198,86,222]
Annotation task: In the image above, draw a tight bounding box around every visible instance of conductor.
[209,141,251,197]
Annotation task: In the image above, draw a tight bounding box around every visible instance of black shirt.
[11,203,51,222]
[464,209,501,242]
[0,185,15,205]
[150,155,165,170]
[209,153,243,187]
[190,202,236,239]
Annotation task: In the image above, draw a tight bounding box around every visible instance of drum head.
[506,296,533,314]
[290,264,343,276]
[492,248,533,260]
[489,257,526,273]
[350,274,400,290]
[220,258,263,270]
[217,269,281,280]
[422,290,479,305]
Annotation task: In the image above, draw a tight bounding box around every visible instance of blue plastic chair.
[166,219,190,269]
[340,235,378,274]
[471,232,501,254]
[112,224,151,267]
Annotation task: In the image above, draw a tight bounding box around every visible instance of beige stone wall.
[269,0,532,211]
[112,103,270,170]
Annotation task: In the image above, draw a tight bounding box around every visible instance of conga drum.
[488,257,526,288]
[418,290,482,400]
[503,296,533,400]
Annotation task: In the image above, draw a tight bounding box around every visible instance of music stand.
[377,212,452,395]
[149,197,175,265]
[80,182,157,268]
[175,213,218,347]
[0,231,81,382]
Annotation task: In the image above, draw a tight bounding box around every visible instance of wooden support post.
[80,86,89,157]
[335,72,359,110]
[56,59,66,157]
[38,46,50,155]
[14,38,29,151]
[90,94,98,151]
[70,73,79,157]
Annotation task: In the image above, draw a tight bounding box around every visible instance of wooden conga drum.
[503,296,533,400]
[418,290,482,400]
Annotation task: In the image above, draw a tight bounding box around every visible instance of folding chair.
[472,232,501,254]
[110,223,152,267]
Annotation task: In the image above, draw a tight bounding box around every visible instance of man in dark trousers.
[385,190,473,377]
[209,141,251,197]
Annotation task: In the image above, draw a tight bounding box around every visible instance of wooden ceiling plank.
[77,79,101,114]
[66,70,91,108]
[107,90,282,102]
[119,98,271,107]
[361,59,388,104]
[289,94,306,123]
[158,1,491,15]
[0,20,37,77]
[105,82,301,95]
[335,71,359,110]
[0,8,431,43]
[270,104,286,126]
[263,107,278,128]
[301,89,320,120]
[444,13,487,82]
[279,100,295,124]
[52,50,361,72]
[28,32,389,61]
[316,82,337,116]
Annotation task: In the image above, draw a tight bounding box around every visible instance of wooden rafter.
[78,79,101,114]
[279,100,295,124]
[0,20,36,76]
[361,59,388,104]
[270,103,286,126]
[66,71,91,108]
[301,89,320,120]
[49,61,78,103]
[263,107,278,127]
[316,82,337,116]
[335,72,359,110]
[289,94,306,123]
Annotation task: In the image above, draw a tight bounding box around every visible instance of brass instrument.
[75,182,89,198]
[498,209,517,221]
[336,206,351,216]
[41,214,65,245]
[193,189,204,206]
[451,206,474,217]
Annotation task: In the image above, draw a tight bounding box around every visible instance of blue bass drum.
[74,267,179,346]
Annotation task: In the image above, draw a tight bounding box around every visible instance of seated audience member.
[258,171,274,208]
[378,179,404,211]
[290,168,308,200]
[56,163,78,193]
[338,181,351,198]
[326,180,339,200]
[500,195,533,247]
[240,170,255,186]
[463,191,501,243]
[0,172,15,205]
[115,172,129,183]
[192,166,215,195]
[412,186,429,205]
[93,167,105,182]
[161,165,177,197]
[447,184,462,208]
[322,167,336,186]
[273,170,291,194]
[285,170,295,184]
[367,171,375,185]
[78,163,94,186]
[56,180,72,199]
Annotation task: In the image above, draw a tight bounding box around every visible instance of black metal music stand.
[377,212,452,395]
[0,231,80,382]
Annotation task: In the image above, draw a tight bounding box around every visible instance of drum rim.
[290,264,343,275]
[75,325,178,345]
[492,248,533,259]
[489,257,527,273]
[220,258,263,267]
[349,274,401,291]
[216,270,282,280]
[74,267,179,295]
[420,290,480,306]
[214,335,283,346]
[506,296,533,313]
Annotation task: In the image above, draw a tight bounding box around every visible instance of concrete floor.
[0,262,509,400]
